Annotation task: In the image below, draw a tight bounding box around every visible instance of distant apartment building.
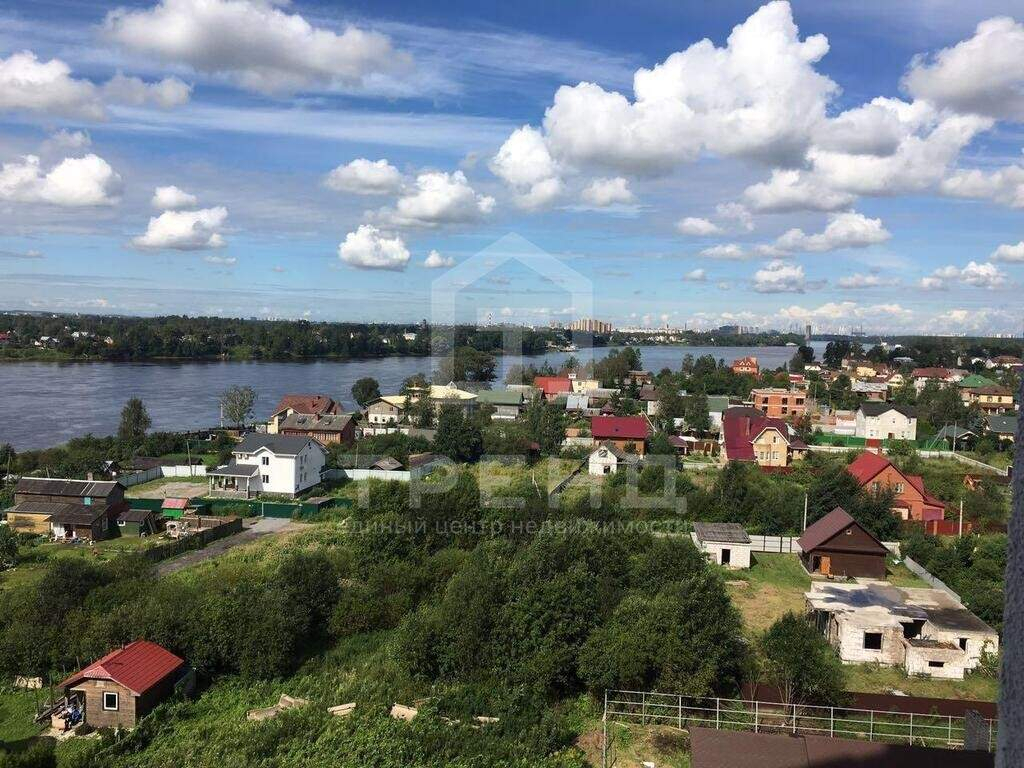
[749,387,806,419]
[569,318,613,333]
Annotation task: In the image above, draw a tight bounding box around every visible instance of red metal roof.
[161,497,189,510]
[911,367,952,379]
[60,640,185,696]
[590,415,650,441]
[533,376,573,396]
[721,407,803,461]
[846,451,892,485]
[271,394,342,417]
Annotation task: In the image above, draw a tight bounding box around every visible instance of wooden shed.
[60,640,193,729]
[797,507,888,580]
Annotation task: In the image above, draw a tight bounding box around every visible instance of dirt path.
[155,517,300,576]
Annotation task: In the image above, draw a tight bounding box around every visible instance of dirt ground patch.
[128,478,208,499]
[577,722,691,767]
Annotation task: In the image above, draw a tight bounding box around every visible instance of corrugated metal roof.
[15,477,120,498]
[694,522,751,544]
[61,640,185,696]
[797,507,887,554]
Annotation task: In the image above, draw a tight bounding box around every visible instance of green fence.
[126,494,351,519]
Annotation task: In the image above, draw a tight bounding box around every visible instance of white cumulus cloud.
[383,170,494,227]
[325,158,403,195]
[101,72,192,109]
[581,177,634,206]
[489,125,563,209]
[133,206,229,250]
[699,243,750,260]
[991,241,1024,262]
[773,211,891,253]
[677,217,722,236]
[941,163,1024,209]
[836,273,898,289]
[338,224,410,270]
[683,268,707,282]
[904,16,1024,121]
[919,261,1007,290]
[423,249,455,268]
[103,0,412,95]
[151,185,199,210]
[0,154,122,206]
[753,259,806,293]
[744,168,854,213]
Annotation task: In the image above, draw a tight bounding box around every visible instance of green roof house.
[475,388,525,421]
[958,373,999,389]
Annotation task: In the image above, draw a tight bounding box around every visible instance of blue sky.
[0,0,1023,334]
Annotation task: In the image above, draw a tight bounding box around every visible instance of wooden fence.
[139,516,243,563]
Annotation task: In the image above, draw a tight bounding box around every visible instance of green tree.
[683,392,711,433]
[0,524,17,570]
[823,341,850,370]
[219,385,257,428]
[433,405,483,463]
[117,397,152,444]
[759,612,846,706]
[351,377,381,407]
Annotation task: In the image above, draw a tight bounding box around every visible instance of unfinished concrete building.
[806,582,998,680]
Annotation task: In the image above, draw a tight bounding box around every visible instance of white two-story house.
[854,403,917,441]
[208,434,327,498]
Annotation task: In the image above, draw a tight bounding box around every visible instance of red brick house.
[721,407,807,467]
[731,356,759,375]
[846,451,944,522]
[60,640,193,729]
[590,415,650,455]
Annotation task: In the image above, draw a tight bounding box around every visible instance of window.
[103,691,119,711]
[863,632,883,650]
[262,456,269,466]
[959,638,969,651]
[928,660,945,669]
[262,475,269,484]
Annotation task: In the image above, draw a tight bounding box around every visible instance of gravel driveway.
[155,517,299,576]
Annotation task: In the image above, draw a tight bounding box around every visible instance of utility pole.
[959,500,964,538]
[803,493,808,532]
[185,440,193,477]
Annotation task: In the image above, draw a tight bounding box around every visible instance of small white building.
[806,582,999,680]
[208,434,327,498]
[854,403,917,441]
[588,442,639,476]
[692,522,752,569]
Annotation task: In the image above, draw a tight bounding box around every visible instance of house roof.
[407,452,440,469]
[533,376,573,396]
[721,407,805,461]
[957,374,999,389]
[911,367,953,379]
[61,640,185,696]
[590,441,639,462]
[235,433,325,456]
[475,388,524,406]
[6,500,81,518]
[846,452,944,510]
[706,395,732,414]
[964,384,1011,396]
[119,509,155,523]
[279,413,353,433]
[688,727,995,768]
[15,477,121,498]
[371,457,403,471]
[428,383,477,401]
[271,394,342,418]
[986,414,1018,434]
[693,522,750,545]
[208,461,259,478]
[591,415,650,441]
[797,507,887,555]
[48,506,109,526]
[161,498,190,510]
[935,425,976,440]
[858,402,916,418]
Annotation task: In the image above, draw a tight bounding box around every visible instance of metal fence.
[747,535,801,554]
[903,556,962,602]
[602,689,997,757]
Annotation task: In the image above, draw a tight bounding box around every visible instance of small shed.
[588,442,638,476]
[693,522,752,569]
[117,508,159,537]
[60,640,193,729]
[797,507,888,579]
[160,497,190,520]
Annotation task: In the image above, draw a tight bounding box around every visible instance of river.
[0,343,827,450]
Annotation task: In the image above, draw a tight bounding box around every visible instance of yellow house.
[571,378,601,393]
[751,425,798,467]
[366,395,409,425]
[961,386,1015,414]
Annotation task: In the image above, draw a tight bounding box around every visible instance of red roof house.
[846,451,944,522]
[590,415,650,455]
[533,376,573,400]
[269,394,343,432]
[61,640,192,729]
[721,407,807,467]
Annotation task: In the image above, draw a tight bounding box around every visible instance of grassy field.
[0,689,45,749]
[1,536,161,592]
[725,553,811,635]
[844,664,998,702]
[884,559,932,588]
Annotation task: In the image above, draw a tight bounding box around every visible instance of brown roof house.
[267,394,343,434]
[278,412,355,446]
[797,507,888,580]
[60,640,194,729]
[5,478,126,540]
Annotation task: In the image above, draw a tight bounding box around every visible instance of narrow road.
[155,517,297,576]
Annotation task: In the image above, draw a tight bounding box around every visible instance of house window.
[262,456,270,466]
[863,632,883,650]
[958,638,969,651]
[262,475,269,484]
[928,660,945,669]
[895,483,904,493]
[103,691,119,711]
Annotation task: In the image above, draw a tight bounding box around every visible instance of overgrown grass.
[844,664,998,702]
[724,553,811,635]
[0,689,45,747]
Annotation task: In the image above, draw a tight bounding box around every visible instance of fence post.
[830,707,834,737]
[602,691,608,768]
[755,701,759,733]
[678,694,683,729]
[716,697,720,730]
[869,710,873,741]
[909,712,913,745]
[642,691,646,725]
[947,716,952,746]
